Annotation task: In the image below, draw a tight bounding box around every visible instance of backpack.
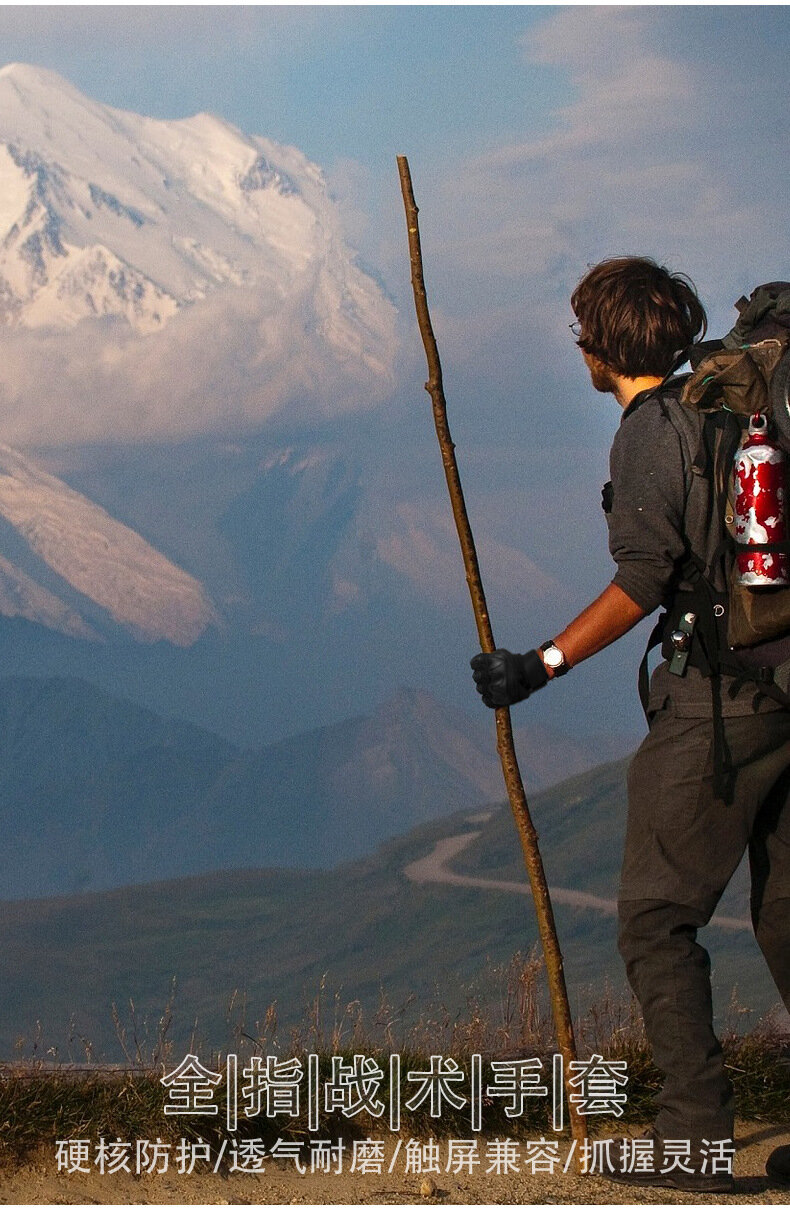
[641,284,790,800]
[680,282,790,649]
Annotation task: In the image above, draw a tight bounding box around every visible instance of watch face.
[543,645,565,669]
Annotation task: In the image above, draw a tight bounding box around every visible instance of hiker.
[471,257,790,1193]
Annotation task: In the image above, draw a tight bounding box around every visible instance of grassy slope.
[0,760,779,1062]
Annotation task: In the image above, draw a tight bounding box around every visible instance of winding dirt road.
[403,825,751,933]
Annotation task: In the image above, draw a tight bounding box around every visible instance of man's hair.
[571,256,707,378]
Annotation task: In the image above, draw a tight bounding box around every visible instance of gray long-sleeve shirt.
[606,386,700,614]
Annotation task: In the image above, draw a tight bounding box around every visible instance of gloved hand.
[470,648,548,708]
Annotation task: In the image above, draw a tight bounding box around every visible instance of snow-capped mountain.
[0,443,216,644]
[0,62,396,646]
[0,62,393,381]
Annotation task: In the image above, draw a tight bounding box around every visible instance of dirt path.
[403,827,751,932]
[2,1126,790,1204]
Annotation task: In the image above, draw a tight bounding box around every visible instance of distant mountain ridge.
[0,675,630,899]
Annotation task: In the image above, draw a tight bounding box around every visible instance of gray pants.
[618,664,790,1144]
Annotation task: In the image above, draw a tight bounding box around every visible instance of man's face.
[582,349,618,395]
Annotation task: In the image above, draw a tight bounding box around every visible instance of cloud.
[0,282,396,446]
[517,7,695,152]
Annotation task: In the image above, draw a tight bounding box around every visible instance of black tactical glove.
[470,648,549,709]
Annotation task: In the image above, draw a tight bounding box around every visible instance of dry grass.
[1,952,787,1168]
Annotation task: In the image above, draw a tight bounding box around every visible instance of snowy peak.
[0,62,101,125]
[0,64,394,377]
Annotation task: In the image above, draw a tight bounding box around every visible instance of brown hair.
[571,256,707,377]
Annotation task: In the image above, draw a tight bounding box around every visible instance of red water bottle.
[733,412,790,586]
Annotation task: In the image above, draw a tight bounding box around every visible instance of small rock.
[420,1176,437,1198]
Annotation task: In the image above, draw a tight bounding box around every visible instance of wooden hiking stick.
[397,155,587,1154]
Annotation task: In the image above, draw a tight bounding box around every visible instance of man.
[471,257,790,1193]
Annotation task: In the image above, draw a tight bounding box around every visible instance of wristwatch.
[540,641,570,677]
